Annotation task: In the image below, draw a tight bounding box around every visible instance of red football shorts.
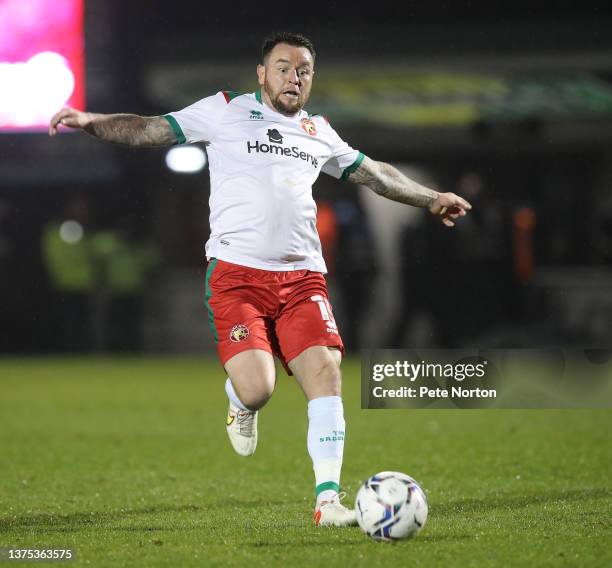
[204,259,344,374]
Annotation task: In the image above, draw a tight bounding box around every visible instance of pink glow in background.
[0,0,85,130]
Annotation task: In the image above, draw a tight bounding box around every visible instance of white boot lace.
[237,410,256,436]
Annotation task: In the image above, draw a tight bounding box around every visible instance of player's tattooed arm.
[84,114,176,147]
[348,155,472,227]
[49,108,177,147]
[348,156,438,207]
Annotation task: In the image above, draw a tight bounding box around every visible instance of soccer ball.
[355,471,428,541]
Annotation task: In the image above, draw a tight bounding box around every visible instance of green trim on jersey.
[255,90,263,104]
[164,115,186,145]
[223,90,244,102]
[204,259,219,343]
[307,113,329,124]
[316,481,340,496]
[340,151,365,181]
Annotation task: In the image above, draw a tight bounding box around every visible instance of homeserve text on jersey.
[370,360,497,399]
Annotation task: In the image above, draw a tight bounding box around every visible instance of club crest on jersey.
[230,324,250,342]
[300,118,317,136]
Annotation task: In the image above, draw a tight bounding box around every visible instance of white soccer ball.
[355,471,428,541]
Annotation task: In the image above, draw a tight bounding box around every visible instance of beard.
[264,81,307,116]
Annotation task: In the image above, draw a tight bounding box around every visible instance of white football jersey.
[165,90,363,272]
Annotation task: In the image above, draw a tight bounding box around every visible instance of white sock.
[225,378,248,411]
[307,395,345,506]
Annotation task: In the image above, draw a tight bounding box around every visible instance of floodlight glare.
[0,51,75,127]
[165,146,207,173]
[59,220,84,244]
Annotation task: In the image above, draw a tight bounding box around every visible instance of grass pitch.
[0,357,610,567]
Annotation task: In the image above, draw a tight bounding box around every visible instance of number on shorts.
[311,295,337,330]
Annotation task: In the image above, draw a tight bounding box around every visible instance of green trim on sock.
[316,481,340,496]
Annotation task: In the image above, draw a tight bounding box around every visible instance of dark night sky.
[138,0,612,30]
[109,0,612,66]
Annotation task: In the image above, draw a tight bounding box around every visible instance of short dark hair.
[261,32,316,63]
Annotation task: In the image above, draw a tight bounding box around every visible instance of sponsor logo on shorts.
[301,118,317,136]
[326,327,339,334]
[230,324,250,342]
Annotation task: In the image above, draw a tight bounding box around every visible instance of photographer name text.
[370,361,496,399]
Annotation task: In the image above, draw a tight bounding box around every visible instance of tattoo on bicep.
[143,116,177,147]
[347,156,378,185]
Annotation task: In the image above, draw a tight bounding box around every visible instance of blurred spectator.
[316,200,339,272]
[388,215,429,348]
[41,196,95,352]
[391,172,510,347]
[593,196,612,264]
[332,196,378,352]
[93,218,161,353]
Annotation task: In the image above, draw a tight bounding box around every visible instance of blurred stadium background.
[2,0,612,356]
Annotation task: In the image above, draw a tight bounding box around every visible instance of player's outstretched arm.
[347,155,472,227]
[48,107,176,147]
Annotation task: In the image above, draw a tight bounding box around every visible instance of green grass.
[0,357,610,567]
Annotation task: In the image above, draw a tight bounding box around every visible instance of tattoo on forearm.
[348,156,438,208]
[84,114,176,147]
